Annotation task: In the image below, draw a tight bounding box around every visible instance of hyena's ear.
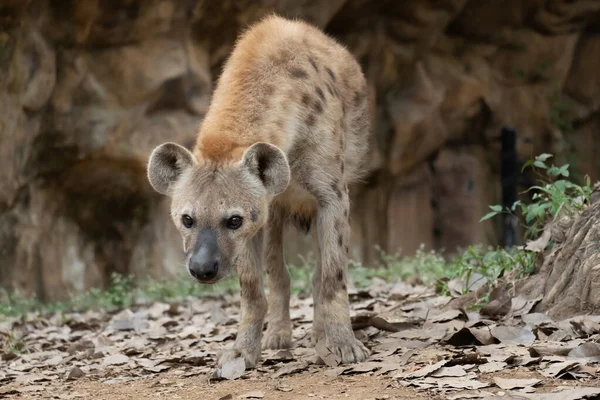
[147,143,196,196]
[241,142,291,196]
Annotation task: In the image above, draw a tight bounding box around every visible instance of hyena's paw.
[262,325,292,349]
[217,346,261,369]
[329,338,371,364]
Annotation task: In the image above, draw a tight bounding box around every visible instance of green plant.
[440,245,536,295]
[481,153,592,240]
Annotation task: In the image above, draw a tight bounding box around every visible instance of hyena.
[147,15,370,368]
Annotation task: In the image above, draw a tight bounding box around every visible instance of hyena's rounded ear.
[147,142,196,196]
[241,142,291,196]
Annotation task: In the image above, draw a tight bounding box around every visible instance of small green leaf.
[536,153,553,162]
[480,211,499,222]
[558,164,570,177]
[511,200,522,212]
[489,205,503,212]
[547,166,560,177]
[533,160,547,169]
[521,160,533,172]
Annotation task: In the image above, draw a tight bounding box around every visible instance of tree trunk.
[518,195,600,320]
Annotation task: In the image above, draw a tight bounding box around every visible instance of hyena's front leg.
[263,205,293,349]
[315,189,370,364]
[217,231,267,369]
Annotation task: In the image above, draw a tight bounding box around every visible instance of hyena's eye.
[226,215,243,230]
[181,214,194,228]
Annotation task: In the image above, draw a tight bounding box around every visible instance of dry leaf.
[403,377,488,390]
[444,327,494,346]
[540,361,580,378]
[493,377,541,390]
[447,272,487,296]
[567,342,600,361]
[430,366,468,377]
[522,313,554,327]
[217,357,246,380]
[263,350,294,365]
[66,366,85,380]
[403,360,447,379]
[239,391,264,399]
[271,362,308,378]
[524,228,551,253]
[529,344,573,357]
[480,287,511,318]
[478,361,507,373]
[524,387,600,400]
[315,341,339,367]
[346,362,381,374]
[508,296,543,318]
[103,354,129,366]
[491,326,535,345]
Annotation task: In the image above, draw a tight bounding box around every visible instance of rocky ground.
[2,279,600,400]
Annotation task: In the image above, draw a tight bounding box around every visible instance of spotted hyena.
[147,15,370,368]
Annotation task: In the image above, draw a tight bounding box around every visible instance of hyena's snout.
[188,229,220,283]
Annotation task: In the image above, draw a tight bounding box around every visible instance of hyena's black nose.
[189,229,220,282]
[189,259,219,281]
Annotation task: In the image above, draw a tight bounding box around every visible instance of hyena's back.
[195,15,370,189]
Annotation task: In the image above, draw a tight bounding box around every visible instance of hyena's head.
[147,142,290,283]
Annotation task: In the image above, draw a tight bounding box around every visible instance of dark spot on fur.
[313,99,324,114]
[309,57,319,72]
[331,182,342,198]
[326,67,336,81]
[265,85,275,96]
[306,114,316,127]
[326,84,335,96]
[353,91,364,107]
[336,269,344,281]
[342,283,347,291]
[341,102,347,115]
[301,93,310,107]
[341,162,345,174]
[291,68,308,79]
[345,245,349,254]
[250,209,258,223]
[338,234,343,247]
[316,86,325,102]
[344,209,348,218]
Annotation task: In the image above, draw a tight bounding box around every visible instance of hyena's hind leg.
[262,205,293,349]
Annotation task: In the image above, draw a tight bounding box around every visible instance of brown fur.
[147,15,370,368]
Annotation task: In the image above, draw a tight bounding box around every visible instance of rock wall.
[1,0,600,300]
